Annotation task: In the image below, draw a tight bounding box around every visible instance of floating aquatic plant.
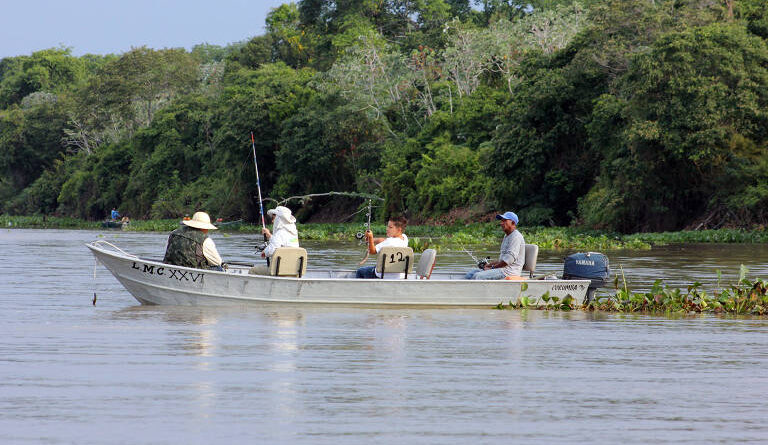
[496,267,767,315]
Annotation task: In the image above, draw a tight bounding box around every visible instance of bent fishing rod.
[355,199,373,241]
[250,132,270,262]
[357,199,373,265]
[250,132,266,234]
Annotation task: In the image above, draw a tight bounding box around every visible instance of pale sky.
[0,0,289,59]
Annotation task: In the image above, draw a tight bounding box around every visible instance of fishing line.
[458,242,490,269]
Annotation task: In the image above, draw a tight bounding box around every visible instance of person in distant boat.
[110,208,120,220]
[464,211,525,280]
[356,216,409,278]
[163,211,224,271]
[249,206,300,275]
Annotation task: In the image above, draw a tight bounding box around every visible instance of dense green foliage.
[2,1,767,233]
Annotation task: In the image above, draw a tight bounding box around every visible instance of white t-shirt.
[374,234,409,278]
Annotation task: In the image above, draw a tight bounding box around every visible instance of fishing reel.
[477,257,491,269]
[254,241,267,252]
[355,227,370,243]
[355,219,371,242]
[355,199,373,243]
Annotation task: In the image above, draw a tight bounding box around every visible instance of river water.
[2,229,767,444]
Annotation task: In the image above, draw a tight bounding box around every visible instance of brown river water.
[1,229,767,444]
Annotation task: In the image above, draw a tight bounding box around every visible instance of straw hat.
[182,211,218,230]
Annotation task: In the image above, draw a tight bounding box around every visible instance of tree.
[0,48,86,108]
[0,101,70,210]
[441,20,487,98]
[411,133,490,214]
[226,35,275,71]
[117,93,223,219]
[582,23,768,231]
[266,3,316,68]
[57,142,133,219]
[63,47,199,155]
[87,47,198,130]
[274,88,387,197]
[325,35,411,123]
[379,86,505,215]
[215,62,316,220]
[442,4,588,95]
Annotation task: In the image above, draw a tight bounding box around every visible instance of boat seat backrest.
[269,247,308,278]
[375,246,414,279]
[522,244,538,278]
[415,248,437,279]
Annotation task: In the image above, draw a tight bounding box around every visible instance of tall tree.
[582,23,768,231]
[87,47,198,130]
[0,48,86,108]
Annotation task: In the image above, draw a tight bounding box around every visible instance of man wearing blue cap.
[464,211,525,280]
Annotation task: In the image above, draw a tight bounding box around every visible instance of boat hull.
[101,220,127,229]
[87,242,591,307]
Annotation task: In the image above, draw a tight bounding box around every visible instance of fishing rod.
[357,199,373,265]
[250,132,266,234]
[250,132,270,261]
[355,199,373,241]
[459,243,491,269]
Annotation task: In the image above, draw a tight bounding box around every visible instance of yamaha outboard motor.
[563,252,610,304]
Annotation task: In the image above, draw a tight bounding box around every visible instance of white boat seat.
[375,246,414,279]
[269,247,308,278]
[415,248,436,279]
[522,244,538,278]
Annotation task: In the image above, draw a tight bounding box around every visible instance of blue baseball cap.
[495,211,519,224]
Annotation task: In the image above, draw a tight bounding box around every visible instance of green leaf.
[739,264,749,283]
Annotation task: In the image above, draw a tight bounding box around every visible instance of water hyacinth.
[495,284,578,311]
[585,277,768,315]
[496,268,768,316]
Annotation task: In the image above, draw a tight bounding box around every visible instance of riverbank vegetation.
[2,1,767,233]
[498,271,768,315]
[4,214,768,251]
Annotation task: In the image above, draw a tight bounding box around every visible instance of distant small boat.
[101,220,128,229]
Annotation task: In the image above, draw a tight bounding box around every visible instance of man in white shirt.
[163,211,224,270]
[356,216,409,278]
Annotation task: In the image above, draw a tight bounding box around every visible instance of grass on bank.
[2,215,767,251]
